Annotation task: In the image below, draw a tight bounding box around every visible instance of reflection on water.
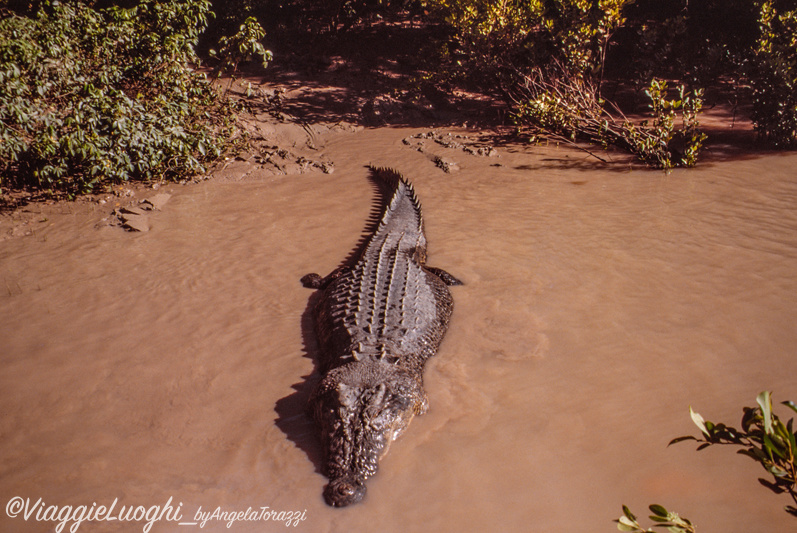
[2,127,796,532]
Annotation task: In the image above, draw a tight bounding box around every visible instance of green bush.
[0,0,235,197]
[625,80,707,169]
[751,0,797,148]
[426,0,631,79]
[424,0,796,164]
[611,1,759,88]
[426,0,711,168]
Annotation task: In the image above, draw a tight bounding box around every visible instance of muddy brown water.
[2,123,796,533]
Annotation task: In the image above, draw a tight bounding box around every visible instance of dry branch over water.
[504,65,707,169]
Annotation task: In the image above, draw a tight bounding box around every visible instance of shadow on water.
[274,291,324,477]
[514,157,638,173]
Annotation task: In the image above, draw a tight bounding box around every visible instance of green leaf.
[622,505,637,521]
[773,419,792,445]
[649,504,669,518]
[763,434,786,459]
[787,418,796,453]
[782,400,797,415]
[768,464,789,478]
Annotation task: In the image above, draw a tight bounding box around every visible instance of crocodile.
[301,166,461,507]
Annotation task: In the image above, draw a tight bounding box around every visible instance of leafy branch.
[670,391,797,517]
[616,504,696,533]
[616,391,796,531]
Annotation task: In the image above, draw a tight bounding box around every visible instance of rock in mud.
[140,193,171,211]
[434,156,460,173]
[403,130,499,159]
[115,207,149,232]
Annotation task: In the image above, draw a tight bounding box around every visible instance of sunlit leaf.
[757,391,774,435]
[767,464,789,477]
[689,407,710,437]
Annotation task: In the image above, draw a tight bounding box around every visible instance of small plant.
[210,16,272,78]
[616,391,796,531]
[616,504,696,533]
[625,80,707,169]
[670,391,797,517]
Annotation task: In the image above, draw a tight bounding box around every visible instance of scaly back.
[360,166,426,262]
[316,167,447,371]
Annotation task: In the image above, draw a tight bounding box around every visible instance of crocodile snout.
[324,476,366,507]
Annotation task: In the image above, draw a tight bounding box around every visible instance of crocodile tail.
[367,166,424,238]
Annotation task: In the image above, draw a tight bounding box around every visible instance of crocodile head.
[310,362,426,507]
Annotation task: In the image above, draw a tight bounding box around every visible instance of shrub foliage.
[424,0,797,165]
[673,391,797,516]
[425,0,709,168]
[1,0,796,195]
[427,0,629,76]
[510,72,706,169]
[0,0,235,196]
[752,0,797,148]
